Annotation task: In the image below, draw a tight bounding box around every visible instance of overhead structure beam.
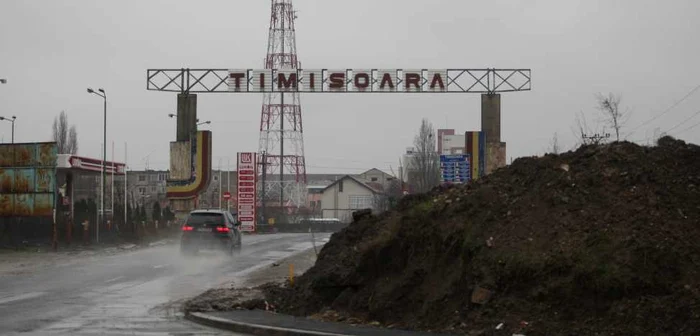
[146,68,531,94]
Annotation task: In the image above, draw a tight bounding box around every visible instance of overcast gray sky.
[1,0,699,173]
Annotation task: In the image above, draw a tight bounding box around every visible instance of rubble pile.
[234,138,700,335]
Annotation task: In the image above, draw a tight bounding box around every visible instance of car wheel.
[226,241,235,257]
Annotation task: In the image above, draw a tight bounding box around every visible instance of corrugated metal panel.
[227,69,247,92]
[375,69,398,92]
[275,69,298,92]
[403,69,423,92]
[425,69,448,92]
[0,142,57,217]
[249,70,273,92]
[349,69,372,92]
[325,69,347,92]
[301,69,323,92]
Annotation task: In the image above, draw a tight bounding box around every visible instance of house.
[306,185,326,216]
[319,175,383,223]
[355,168,397,189]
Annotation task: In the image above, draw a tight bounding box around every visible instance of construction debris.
[232,138,700,335]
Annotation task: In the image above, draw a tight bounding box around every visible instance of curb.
[185,311,350,336]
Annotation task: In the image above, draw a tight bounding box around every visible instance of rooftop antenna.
[142,149,156,170]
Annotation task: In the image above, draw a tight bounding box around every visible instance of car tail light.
[216,226,230,233]
[182,225,194,231]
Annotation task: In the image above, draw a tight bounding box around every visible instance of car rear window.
[187,213,225,227]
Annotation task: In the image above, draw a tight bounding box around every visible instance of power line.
[675,118,700,136]
[627,83,700,135]
[663,109,700,134]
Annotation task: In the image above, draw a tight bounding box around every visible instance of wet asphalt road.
[0,233,330,336]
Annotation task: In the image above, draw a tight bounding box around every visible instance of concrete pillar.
[481,94,507,174]
[176,94,197,142]
[481,94,501,144]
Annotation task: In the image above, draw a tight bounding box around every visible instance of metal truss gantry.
[147,68,532,94]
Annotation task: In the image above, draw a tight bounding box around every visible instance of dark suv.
[180,209,242,256]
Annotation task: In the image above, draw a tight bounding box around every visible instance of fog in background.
[1,0,699,173]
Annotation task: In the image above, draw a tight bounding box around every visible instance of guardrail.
[254,222,348,234]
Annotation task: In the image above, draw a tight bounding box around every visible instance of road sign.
[237,152,257,233]
[440,154,471,184]
[223,191,231,200]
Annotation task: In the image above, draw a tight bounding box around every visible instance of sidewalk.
[187,310,453,336]
[0,236,175,277]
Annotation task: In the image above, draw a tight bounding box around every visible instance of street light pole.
[88,88,107,243]
[0,116,16,143]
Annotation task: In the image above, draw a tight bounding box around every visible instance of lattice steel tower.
[258,0,307,213]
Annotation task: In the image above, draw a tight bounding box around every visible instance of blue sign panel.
[440,154,471,184]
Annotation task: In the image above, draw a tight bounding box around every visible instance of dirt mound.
[256,138,700,335]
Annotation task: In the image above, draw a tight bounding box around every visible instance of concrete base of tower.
[486,142,507,175]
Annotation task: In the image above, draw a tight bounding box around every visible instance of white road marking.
[153,264,170,269]
[105,276,125,283]
[0,291,46,305]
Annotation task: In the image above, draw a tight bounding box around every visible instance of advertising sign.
[0,142,58,217]
[227,69,451,93]
[236,152,257,232]
[440,154,471,184]
[465,131,487,180]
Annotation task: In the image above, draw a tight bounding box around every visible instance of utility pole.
[124,142,128,228]
[227,158,231,212]
[101,92,106,243]
[583,133,611,145]
[218,158,223,209]
[280,0,286,213]
[280,92,284,210]
[260,151,267,224]
[87,87,106,243]
[111,141,114,226]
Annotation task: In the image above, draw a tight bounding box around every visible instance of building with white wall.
[442,134,465,154]
[319,175,383,223]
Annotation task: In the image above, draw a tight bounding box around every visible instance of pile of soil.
[254,138,700,335]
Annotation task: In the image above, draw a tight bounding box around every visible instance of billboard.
[0,142,58,217]
[236,152,257,233]
[440,154,471,184]
[465,131,487,180]
[227,69,451,93]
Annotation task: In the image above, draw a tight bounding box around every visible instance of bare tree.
[52,111,78,154]
[410,118,440,193]
[68,125,78,154]
[373,176,403,212]
[596,93,629,142]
